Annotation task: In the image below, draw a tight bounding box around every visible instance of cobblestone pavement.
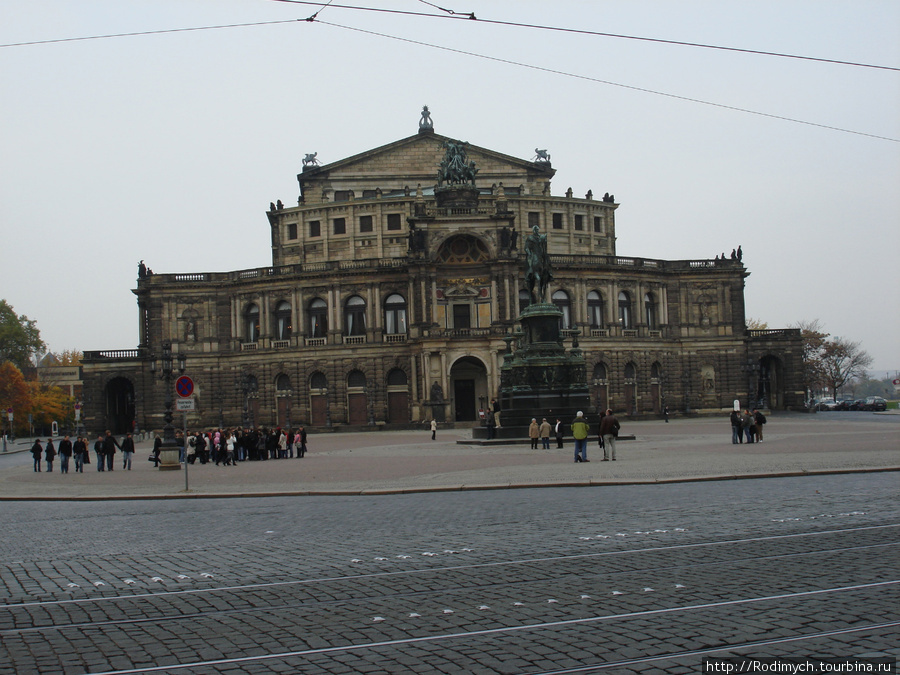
[0,472,897,674]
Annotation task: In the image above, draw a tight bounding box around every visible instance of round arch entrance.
[449,356,488,422]
[104,377,135,434]
[758,355,783,409]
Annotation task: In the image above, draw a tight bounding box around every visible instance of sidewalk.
[0,413,897,500]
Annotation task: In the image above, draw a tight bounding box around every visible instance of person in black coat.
[45,439,57,472]
[102,430,120,471]
[73,437,87,473]
[31,439,43,472]
[57,436,73,474]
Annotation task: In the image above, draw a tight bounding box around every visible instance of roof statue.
[418,105,434,132]
[533,148,551,163]
[302,152,319,168]
[437,139,478,186]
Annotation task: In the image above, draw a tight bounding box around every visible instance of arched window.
[644,292,658,330]
[618,291,633,329]
[592,362,608,382]
[624,362,637,381]
[348,370,367,388]
[345,295,367,336]
[310,372,327,390]
[244,303,260,342]
[651,362,662,380]
[519,289,531,314]
[587,290,604,328]
[387,368,408,386]
[276,374,291,391]
[275,301,292,340]
[552,290,572,330]
[384,293,407,334]
[308,298,327,338]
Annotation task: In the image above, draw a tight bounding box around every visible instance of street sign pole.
[184,411,189,492]
[174,375,195,492]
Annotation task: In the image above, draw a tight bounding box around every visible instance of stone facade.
[82,121,804,435]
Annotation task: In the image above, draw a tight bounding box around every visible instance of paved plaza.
[0,412,897,500]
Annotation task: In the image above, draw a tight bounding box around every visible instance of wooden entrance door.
[310,395,327,426]
[348,393,368,425]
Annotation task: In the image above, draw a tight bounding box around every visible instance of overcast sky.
[2,1,898,374]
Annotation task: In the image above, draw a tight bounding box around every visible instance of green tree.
[820,337,873,400]
[0,300,45,371]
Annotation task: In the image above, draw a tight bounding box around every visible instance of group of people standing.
[31,430,136,473]
[176,427,308,466]
[528,409,621,463]
[730,409,767,444]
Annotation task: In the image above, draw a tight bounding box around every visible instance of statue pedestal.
[157,445,182,471]
[499,303,592,431]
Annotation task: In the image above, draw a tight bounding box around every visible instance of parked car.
[817,399,839,411]
[835,399,852,411]
[862,396,887,412]
[848,399,866,411]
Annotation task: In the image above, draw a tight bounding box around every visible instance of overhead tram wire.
[0,18,304,48]
[6,1,899,72]
[314,19,900,143]
[265,0,900,72]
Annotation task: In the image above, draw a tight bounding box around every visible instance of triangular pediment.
[298,132,554,191]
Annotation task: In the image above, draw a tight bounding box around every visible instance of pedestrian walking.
[103,430,120,471]
[58,435,73,474]
[599,409,621,461]
[539,418,551,449]
[555,418,564,448]
[664,405,669,423]
[31,439,43,472]
[572,412,590,462]
[94,435,105,470]
[73,437,87,473]
[486,410,496,440]
[431,419,437,440]
[121,432,135,470]
[44,439,56,472]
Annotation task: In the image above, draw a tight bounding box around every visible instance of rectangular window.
[387,213,402,231]
[453,304,471,329]
[362,189,377,199]
[593,216,602,233]
[287,223,298,240]
[528,212,540,228]
[574,215,584,231]
[333,190,350,202]
[309,220,321,237]
[359,215,373,233]
[552,213,563,230]
[333,218,346,235]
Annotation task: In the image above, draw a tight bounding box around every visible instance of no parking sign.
[175,376,194,398]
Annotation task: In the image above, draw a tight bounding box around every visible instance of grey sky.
[2,1,898,373]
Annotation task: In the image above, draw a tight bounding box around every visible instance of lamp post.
[149,340,186,470]
[742,357,761,410]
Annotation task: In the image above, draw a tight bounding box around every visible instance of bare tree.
[791,319,828,396]
[820,337,873,400]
